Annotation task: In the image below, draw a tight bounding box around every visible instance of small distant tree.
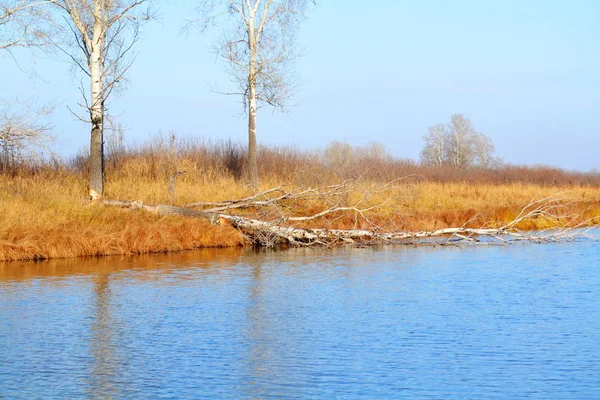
[0,100,52,169]
[357,141,390,162]
[446,113,477,169]
[2,2,54,171]
[324,141,353,175]
[189,0,314,186]
[324,141,391,178]
[420,124,447,167]
[472,131,501,168]
[420,113,500,169]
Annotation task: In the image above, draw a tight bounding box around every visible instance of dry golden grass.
[0,170,244,262]
[396,182,600,231]
[2,141,599,261]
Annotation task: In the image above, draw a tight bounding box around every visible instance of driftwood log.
[103,199,218,223]
[102,186,590,248]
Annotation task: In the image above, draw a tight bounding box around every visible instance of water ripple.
[1,238,599,399]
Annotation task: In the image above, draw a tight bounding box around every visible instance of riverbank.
[2,166,599,261]
[0,177,244,261]
[3,139,600,261]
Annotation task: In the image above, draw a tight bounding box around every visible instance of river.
[1,236,599,399]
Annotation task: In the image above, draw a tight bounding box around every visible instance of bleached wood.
[102,189,585,248]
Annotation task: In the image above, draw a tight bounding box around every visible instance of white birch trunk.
[88,0,105,200]
[247,9,259,186]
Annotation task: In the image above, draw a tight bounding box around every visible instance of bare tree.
[420,114,500,169]
[189,0,313,186]
[323,141,353,175]
[324,141,392,179]
[446,113,477,169]
[2,2,54,171]
[48,0,151,200]
[420,124,447,166]
[472,131,501,168]
[0,100,53,169]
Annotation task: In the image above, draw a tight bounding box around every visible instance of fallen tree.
[102,181,595,248]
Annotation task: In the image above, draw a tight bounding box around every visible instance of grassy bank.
[1,139,599,261]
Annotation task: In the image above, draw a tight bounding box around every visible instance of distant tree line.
[420,113,501,169]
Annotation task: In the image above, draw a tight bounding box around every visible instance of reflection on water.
[1,241,599,399]
[0,247,248,282]
[89,273,118,399]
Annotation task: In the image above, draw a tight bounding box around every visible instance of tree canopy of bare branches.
[419,124,447,167]
[0,99,53,169]
[2,2,54,171]
[188,0,313,186]
[48,0,152,200]
[420,113,501,169]
[0,0,49,50]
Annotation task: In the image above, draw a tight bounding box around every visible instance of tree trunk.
[247,18,259,187]
[89,116,104,200]
[89,11,105,201]
[248,88,258,186]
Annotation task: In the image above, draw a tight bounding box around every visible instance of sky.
[2,0,599,171]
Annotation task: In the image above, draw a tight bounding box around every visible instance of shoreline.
[2,209,598,262]
[3,165,600,262]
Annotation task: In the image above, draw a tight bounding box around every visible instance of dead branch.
[183,182,357,213]
[102,199,217,223]
[101,180,593,249]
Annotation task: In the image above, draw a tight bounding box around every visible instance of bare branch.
[0,99,54,167]
[102,188,594,249]
[1,0,55,50]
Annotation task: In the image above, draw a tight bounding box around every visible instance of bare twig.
[102,179,595,249]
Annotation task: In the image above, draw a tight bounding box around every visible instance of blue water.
[1,238,599,399]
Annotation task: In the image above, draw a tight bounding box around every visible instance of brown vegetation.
[1,137,599,261]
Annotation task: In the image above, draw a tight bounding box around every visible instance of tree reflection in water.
[88,273,123,398]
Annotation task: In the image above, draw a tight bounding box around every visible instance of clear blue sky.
[2,0,599,171]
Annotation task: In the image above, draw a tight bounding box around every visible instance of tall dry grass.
[1,137,599,261]
[0,167,243,261]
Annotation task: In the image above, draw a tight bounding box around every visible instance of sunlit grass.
[1,140,599,261]
[0,170,244,261]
